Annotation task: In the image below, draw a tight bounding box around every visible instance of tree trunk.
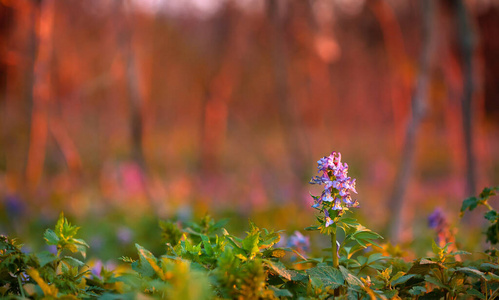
[455,0,476,198]
[387,0,435,244]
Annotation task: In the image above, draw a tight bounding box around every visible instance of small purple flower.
[288,231,310,253]
[117,227,133,244]
[324,210,334,227]
[310,151,359,226]
[91,260,103,278]
[428,208,446,229]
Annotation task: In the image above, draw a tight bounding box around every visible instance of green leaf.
[242,231,260,257]
[479,262,499,271]
[200,235,214,256]
[62,256,85,267]
[448,250,471,256]
[466,288,486,299]
[339,265,363,287]
[383,289,398,299]
[455,267,486,279]
[461,196,479,213]
[36,251,57,267]
[479,186,499,200]
[135,244,164,279]
[407,259,440,275]
[44,229,59,246]
[367,253,385,265]
[431,240,442,257]
[391,274,416,286]
[485,210,499,222]
[424,275,448,290]
[211,219,229,231]
[267,260,306,282]
[304,226,319,231]
[260,233,280,249]
[269,286,293,297]
[356,255,367,266]
[408,286,426,296]
[306,265,344,289]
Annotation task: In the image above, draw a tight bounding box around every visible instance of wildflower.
[324,210,334,226]
[428,207,456,249]
[428,208,446,229]
[117,227,133,244]
[91,260,103,278]
[288,231,310,253]
[310,151,358,227]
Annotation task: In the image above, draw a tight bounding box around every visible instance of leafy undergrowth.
[1,150,498,300]
[0,187,497,299]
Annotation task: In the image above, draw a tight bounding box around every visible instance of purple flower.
[324,210,334,227]
[91,260,103,278]
[310,151,358,213]
[428,208,446,229]
[288,231,310,252]
[117,227,133,244]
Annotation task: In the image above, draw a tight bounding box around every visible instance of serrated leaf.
[135,244,165,280]
[448,250,471,256]
[62,256,85,267]
[44,229,59,246]
[271,249,286,258]
[242,231,260,257]
[431,240,442,256]
[339,265,363,287]
[307,265,344,289]
[455,267,486,279]
[260,233,280,249]
[267,260,306,282]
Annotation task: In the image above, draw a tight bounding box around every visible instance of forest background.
[0,0,498,259]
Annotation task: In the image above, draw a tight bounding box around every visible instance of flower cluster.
[287,231,310,254]
[310,151,358,227]
[428,207,456,248]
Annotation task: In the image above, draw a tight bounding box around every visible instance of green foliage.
[2,186,499,299]
[44,212,89,258]
[461,186,499,245]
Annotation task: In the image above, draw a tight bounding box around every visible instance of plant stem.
[331,231,338,268]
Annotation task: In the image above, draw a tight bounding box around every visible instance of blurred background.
[0,0,498,259]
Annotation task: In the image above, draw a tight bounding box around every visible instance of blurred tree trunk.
[368,0,412,143]
[455,0,477,198]
[116,0,147,171]
[199,4,249,174]
[387,0,435,243]
[267,0,309,185]
[26,0,54,190]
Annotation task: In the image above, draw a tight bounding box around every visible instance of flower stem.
[331,231,338,268]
